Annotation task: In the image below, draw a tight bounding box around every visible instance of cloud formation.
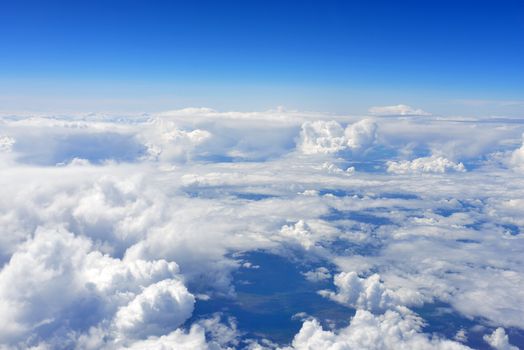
[386,156,466,174]
[298,119,377,155]
[0,108,523,349]
[319,272,401,313]
[483,328,519,350]
[283,310,470,350]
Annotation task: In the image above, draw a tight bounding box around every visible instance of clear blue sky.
[1,0,523,115]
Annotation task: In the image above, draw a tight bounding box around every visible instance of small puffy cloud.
[297,119,377,154]
[368,104,431,116]
[0,135,15,152]
[140,118,212,162]
[280,220,317,250]
[119,313,238,350]
[319,162,355,175]
[67,157,91,166]
[284,309,471,350]
[121,325,210,350]
[298,121,346,154]
[303,267,331,282]
[196,313,239,349]
[454,329,468,343]
[483,328,519,350]
[279,220,339,251]
[387,156,466,174]
[319,272,400,313]
[113,279,195,339]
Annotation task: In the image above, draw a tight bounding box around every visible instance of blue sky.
[1,0,523,115]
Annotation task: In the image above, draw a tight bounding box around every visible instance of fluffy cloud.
[283,309,470,350]
[345,119,378,150]
[279,220,339,251]
[0,227,92,343]
[387,156,466,174]
[0,135,15,152]
[303,267,331,282]
[483,328,519,350]
[114,279,195,339]
[280,220,317,250]
[297,119,377,154]
[139,118,212,162]
[121,325,210,350]
[319,272,401,313]
[298,121,347,154]
[0,226,194,348]
[368,104,431,116]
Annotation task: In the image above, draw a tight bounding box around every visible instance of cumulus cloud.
[303,267,331,282]
[319,272,401,313]
[120,325,210,350]
[280,220,317,249]
[139,118,212,162]
[279,220,339,251]
[387,155,466,174]
[368,104,431,116]
[297,119,377,154]
[345,119,378,150]
[0,226,194,348]
[483,328,519,350]
[298,121,347,154]
[114,279,195,339]
[319,162,355,175]
[283,309,470,350]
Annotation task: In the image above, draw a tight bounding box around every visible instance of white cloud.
[345,118,377,150]
[297,119,377,155]
[0,227,92,343]
[139,118,212,162]
[1,109,524,348]
[0,226,195,347]
[121,325,210,350]
[282,309,471,350]
[113,279,195,339]
[368,104,431,116]
[0,135,15,152]
[303,267,331,282]
[483,328,519,350]
[387,156,466,174]
[280,220,317,250]
[454,329,468,343]
[319,162,355,175]
[298,121,347,154]
[278,220,339,251]
[319,272,402,313]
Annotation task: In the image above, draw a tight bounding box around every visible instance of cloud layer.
[0,108,523,349]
